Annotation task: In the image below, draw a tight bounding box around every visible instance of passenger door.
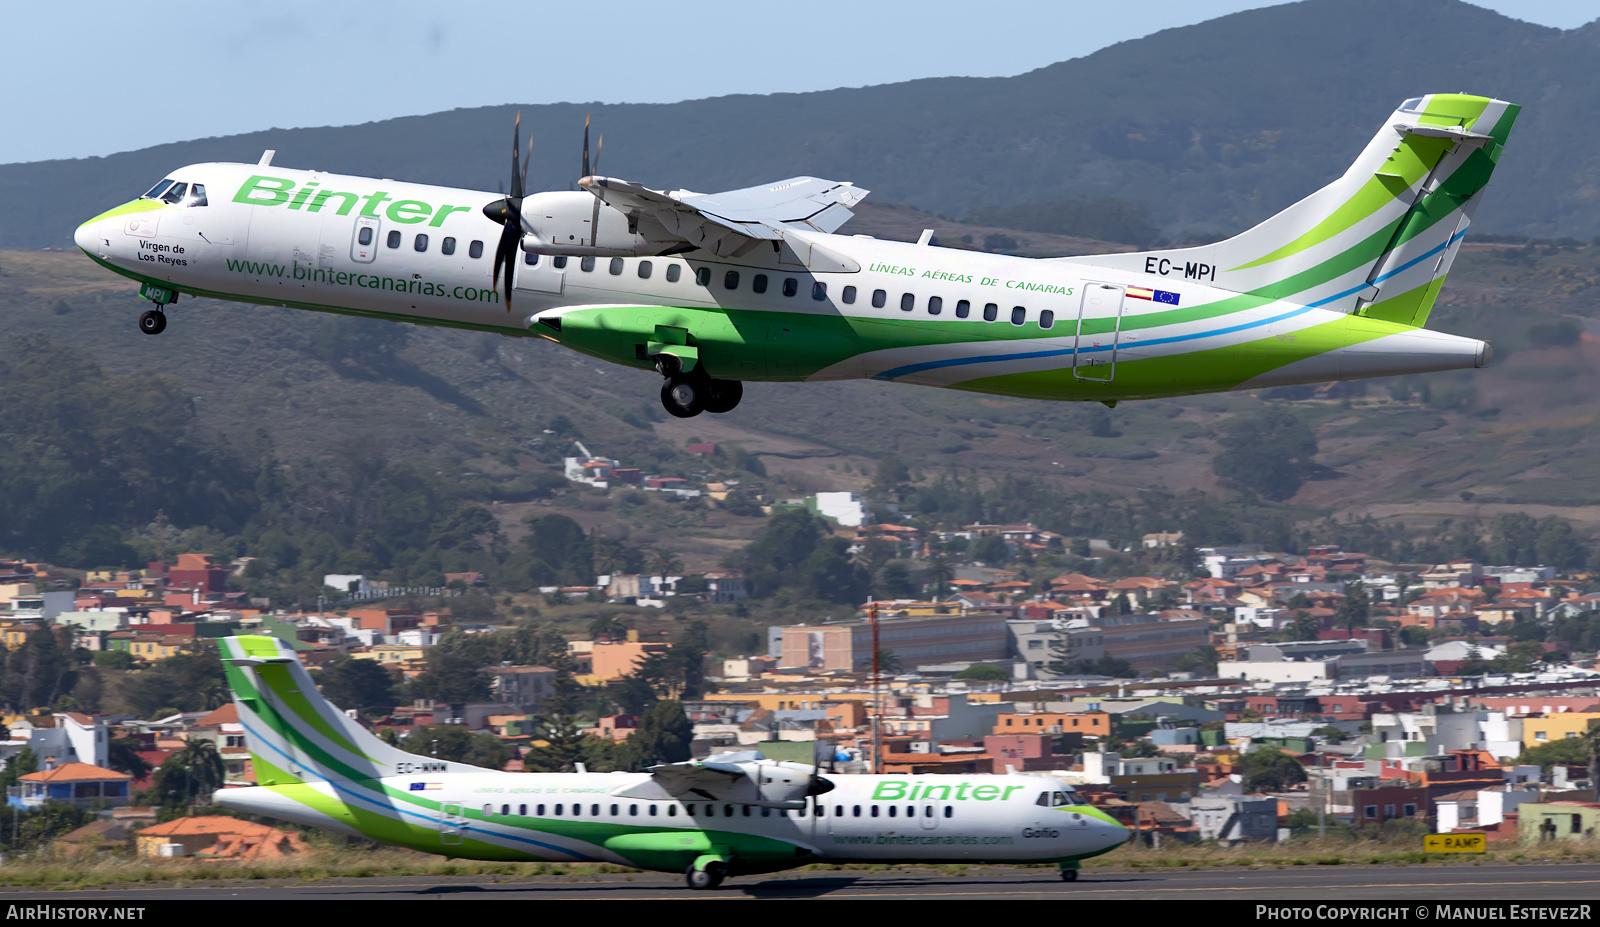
[920,800,938,831]
[1073,284,1125,382]
[351,216,381,264]
[439,803,464,846]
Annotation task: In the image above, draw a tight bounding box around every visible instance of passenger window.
[871,289,887,309]
[782,278,798,297]
[629,804,638,816]
[469,240,484,259]
[442,237,456,256]
[686,804,696,816]
[983,303,998,322]
[944,806,952,818]
[536,804,545,815]
[523,251,535,265]
[591,804,600,816]
[386,230,401,249]
[553,256,568,268]
[554,803,564,815]
[610,258,624,275]
[358,228,373,246]
[581,256,596,272]
[724,270,740,289]
[160,182,188,205]
[724,804,734,817]
[572,803,581,816]
[610,804,619,816]
[666,264,682,283]
[842,285,857,304]
[871,805,880,818]
[928,296,943,315]
[888,806,897,818]
[956,299,970,318]
[696,267,712,286]
[853,805,861,817]
[753,274,768,294]
[743,806,752,817]
[649,805,658,816]
[638,260,653,279]
[500,804,509,816]
[900,293,914,312]
[761,807,771,817]
[1040,309,1055,329]
[668,805,677,817]
[1012,306,1026,325]
[186,184,208,207]
[143,179,175,201]
[812,282,827,301]
[704,804,715,818]
[414,234,429,252]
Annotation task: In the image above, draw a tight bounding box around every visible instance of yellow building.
[1522,713,1600,748]
[703,692,874,711]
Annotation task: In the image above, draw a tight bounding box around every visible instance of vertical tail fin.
[219,635,489,785]
[1070,94,1519,325]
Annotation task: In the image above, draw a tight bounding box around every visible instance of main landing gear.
[654,356,742,419]
[1059,861,1080,882]
[137,283,176,335]
[685,859,728,890]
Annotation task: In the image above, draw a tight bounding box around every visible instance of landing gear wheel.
[138,310,167,335]
[702,379,743,414]
[660,374,706,418]
[1060,868,1078,882]
[685,861,726,890]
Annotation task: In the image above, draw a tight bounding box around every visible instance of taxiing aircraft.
[213,635,1128,889]
[75,94,1515,418]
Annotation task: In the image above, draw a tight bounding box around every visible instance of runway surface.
[6,863,1600,900]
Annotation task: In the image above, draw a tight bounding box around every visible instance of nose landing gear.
[137,283,176,335]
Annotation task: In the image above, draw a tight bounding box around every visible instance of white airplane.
[74,94,1516,417]
[213,635,1128,889]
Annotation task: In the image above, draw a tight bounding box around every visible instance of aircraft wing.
[579,175,868,257]
[643,758,751,800]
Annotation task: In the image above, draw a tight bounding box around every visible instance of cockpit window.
[143,179,175,201]
[186,184,208,207]
[160,182,188,205]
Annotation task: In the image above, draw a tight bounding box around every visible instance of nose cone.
[1098,818,1132,851]
[74,218,98,255]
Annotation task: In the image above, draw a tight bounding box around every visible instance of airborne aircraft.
[74,93,1515,418]
[213,635,1128,889]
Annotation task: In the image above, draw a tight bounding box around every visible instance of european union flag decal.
[409,782,425,791]
[1127,286,1180,305]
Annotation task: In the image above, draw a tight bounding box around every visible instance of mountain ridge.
[8,0,1600,251]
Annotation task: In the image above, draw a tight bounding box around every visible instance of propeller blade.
[522,136,532,198]
[510,111,524,200]
[588,134,604,248]
[582,114,590,179]
[497,221,520,310]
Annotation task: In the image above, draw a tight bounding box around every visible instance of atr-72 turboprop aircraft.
[75,93,1515,418]
[213,635,1128,889]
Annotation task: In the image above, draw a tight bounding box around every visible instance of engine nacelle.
[520,191,661,257]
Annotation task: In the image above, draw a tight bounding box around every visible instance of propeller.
[482,111,532,311]
[581,114,603,249]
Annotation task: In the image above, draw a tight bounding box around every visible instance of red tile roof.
[19,762,131,783]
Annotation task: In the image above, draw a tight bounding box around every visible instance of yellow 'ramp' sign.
[1424,834,1487,853]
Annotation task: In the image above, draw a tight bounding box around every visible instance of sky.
[10,0,1596,165]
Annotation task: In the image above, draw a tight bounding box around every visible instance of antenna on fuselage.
[258,150,275,167]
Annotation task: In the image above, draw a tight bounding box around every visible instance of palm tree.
[157,738,227,805]
[648,549,683,581]
[926,555,954,598]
